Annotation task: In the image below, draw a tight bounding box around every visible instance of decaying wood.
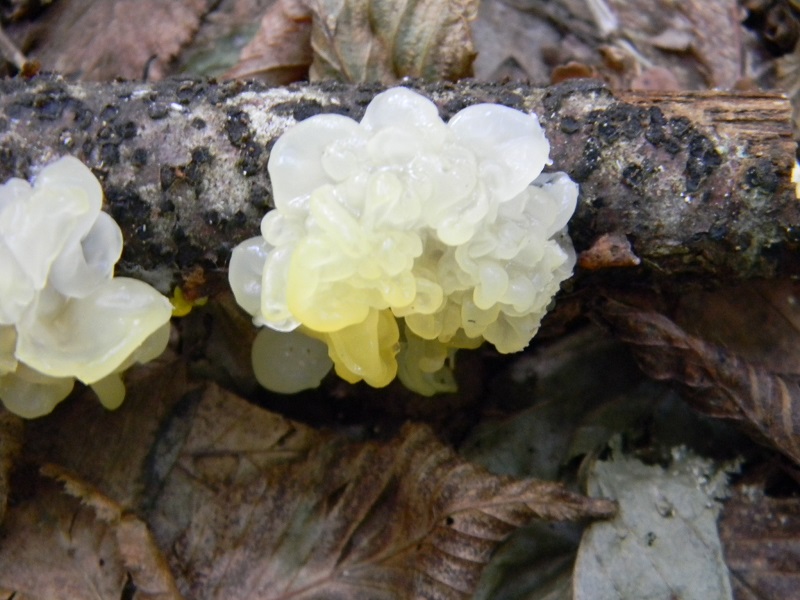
[0,408,23,524]
[0,75,796,295]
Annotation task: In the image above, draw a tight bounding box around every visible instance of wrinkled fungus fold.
[0,156,172,418]
[229,87,578,395]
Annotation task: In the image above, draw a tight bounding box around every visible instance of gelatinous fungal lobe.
[229,87,579,395]
[0,156,172,418]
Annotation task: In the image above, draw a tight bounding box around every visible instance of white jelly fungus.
[229,87,578,395]
[0,156,172,418]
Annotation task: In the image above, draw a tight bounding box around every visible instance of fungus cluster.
[229,87,578,395]
[0,156,172,418]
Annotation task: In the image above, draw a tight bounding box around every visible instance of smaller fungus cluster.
[0,156,172,418]
[229,87,578,395]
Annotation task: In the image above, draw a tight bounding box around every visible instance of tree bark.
[0,75,796,294]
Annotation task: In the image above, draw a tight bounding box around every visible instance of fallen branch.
[0,75,796,293]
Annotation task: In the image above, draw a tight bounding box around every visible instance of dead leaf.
[24,357,191,507]
[223,0,313,84]
[577,0,743,89]
[760,2,800,53]
[6,0,213,80]
[719,469,800,599]
[596,297,800,465]
[461,325,646,480]
[676,280,800,376]
[117,516,183,600]
[649,27,694,52]
[574,444,736,600]
[775,43,800,139]
[630,65,681,91]
[470,0,562,83]
[146,384,614,599]
[0,0,52,22]
[0,466,179,600]
[173,0,277,78]
[308,0,478,83]
[0,408,23,524]
[472,522,578,600]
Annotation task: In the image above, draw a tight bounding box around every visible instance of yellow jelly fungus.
[0,156,172,418]
[170,286,208,317]
[252,326,333,394]
[229,87,578,395]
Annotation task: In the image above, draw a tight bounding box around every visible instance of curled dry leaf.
[470,0,562,83]
[226,0,479,84]
[308,0,478,83]
[24,357,190,507]
[147,384,615,599]
[776,44,800,137]
[719,470,800,599]
[223,0,313,84]
[0,408,23,524]
[5,0,212,80]
[675,280,800,376]
[596,297,800,465]
[574,0,742,89]
[0,465,180,600]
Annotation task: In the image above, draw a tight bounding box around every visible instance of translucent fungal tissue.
[0,156,172,418]
[229,87,578,395]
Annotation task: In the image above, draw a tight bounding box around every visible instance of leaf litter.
[222,0,479,84]
[3,0,800,597]
[4,360,614,599]
[0,464,180,600]
[462,324,748,600]
[221,0,313,83]
[4,0,214,80]
[719,463,800,599]
[596,296,800,466]
[145,384,614,599]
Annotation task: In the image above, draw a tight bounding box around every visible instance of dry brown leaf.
[470,0,562,83]
[596,298,800,465]
[147,384,614,599]
[24,357,191,507]
[719,471,800,599]
[599,0,743,89]
[308,0,478,83]
[6,0,212,80]
[0,466,179,600]
[676,280,800,376]
[226,0,479,84]
[225,0,480,85]
[0,408,23,524]
[223,0,313,84]
[775,44,800,144]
